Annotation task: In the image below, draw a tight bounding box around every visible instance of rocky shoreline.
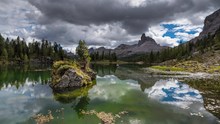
[143,67,220,80]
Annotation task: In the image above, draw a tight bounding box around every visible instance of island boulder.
[50,61,96,91]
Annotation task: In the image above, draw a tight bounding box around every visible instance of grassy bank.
[150,61,220,73]
[151,66,184,71]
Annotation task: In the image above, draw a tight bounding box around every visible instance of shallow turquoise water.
[0,65,219,124]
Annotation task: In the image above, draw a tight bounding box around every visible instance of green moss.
[53,61,78,70]
[151,66,185,71]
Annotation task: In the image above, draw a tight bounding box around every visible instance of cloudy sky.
[0,0,220,51]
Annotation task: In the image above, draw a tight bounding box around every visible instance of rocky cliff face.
[199,9,220,39]
[90,33,166,58]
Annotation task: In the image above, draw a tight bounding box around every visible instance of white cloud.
[0,78,53,124]
[0,0,219,50]
[145,17,204,47]
[128,0,146,7]
[175,32,199,41]
[0,0,40,41]
[89,75,139,102]
[146,25,180,47]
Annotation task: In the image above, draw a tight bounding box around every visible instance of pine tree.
[76,40,91,70]
[2,48,8,61]
[24,54,29,63]
[0,34,5,56]
[101,51,104,60]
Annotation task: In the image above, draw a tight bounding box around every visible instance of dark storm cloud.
[28,0,220,36]
[2,0,217,49]
[27,0,197,35]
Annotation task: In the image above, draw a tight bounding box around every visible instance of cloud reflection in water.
[145,79,203,109]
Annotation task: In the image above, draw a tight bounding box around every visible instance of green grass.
[152,61,220,73]
[151,66,185,71]
[208,66,220,73]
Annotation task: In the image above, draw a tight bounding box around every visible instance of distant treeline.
[122,28,220,63]
[0,34,66,64]
[90,51,117,62]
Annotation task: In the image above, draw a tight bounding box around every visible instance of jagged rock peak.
[139,33,156,45]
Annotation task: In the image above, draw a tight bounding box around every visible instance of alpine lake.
[0,64,219,124]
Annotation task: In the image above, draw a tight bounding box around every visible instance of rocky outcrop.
[139,34,156,46]
[53,69,84,89]
[200,9,220,38]
[50,61,96,91]
[90,33,167,58]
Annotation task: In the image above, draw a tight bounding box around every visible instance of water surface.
[0,64,219,124]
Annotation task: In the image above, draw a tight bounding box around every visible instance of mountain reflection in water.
[0,64,219,124]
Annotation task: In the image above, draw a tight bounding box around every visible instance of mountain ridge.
[89,33,167,58]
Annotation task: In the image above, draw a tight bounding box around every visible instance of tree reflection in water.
[0,65,51,90]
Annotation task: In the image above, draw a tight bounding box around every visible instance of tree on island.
[76,40,91,70]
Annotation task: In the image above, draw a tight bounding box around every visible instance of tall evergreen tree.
[76,40,91,70]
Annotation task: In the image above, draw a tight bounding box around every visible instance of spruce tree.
[76,40,91,70]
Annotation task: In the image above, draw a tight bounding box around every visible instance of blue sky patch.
[162,24,178,38]
[161,24,200,43]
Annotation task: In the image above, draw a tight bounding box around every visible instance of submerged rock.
[81,110,128,124]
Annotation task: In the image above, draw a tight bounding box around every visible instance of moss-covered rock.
[50,61,96,90]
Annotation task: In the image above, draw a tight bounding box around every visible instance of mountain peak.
[139,33,156,46]
[90,33,166,58]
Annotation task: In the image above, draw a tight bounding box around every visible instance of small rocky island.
[50,40,96,91]
[50,61,96,91]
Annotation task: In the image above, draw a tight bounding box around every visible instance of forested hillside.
[0,35,66,64]
[121,27,220,64]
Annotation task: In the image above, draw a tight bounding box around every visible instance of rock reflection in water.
[53,84,95,118]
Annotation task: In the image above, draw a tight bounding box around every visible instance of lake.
[0,64,219,124]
